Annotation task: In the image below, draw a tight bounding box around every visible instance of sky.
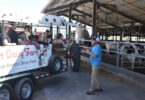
[0,0,92,35]
[0,0,49,14]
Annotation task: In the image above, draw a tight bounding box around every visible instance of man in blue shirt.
[84,36,102,95]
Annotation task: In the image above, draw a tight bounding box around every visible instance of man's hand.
[81,48,90,54]
[80,49,86,53]
[85,49,90,54]
[85,48,97,58]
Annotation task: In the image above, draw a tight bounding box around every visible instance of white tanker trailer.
[75,26,90,43]
[74,26,92,47]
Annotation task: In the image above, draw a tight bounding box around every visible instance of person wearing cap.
[8,22,18,44]
[82,36,102,95]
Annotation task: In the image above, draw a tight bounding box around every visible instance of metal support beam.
[120,31,123,41]
[116,43,119,67]
[56,9,70,16]
[46,0,145,26]
[66,26,68,39]
[50,24,53,39]
[57,6,122,30]
[2,20,4,46]
[44,0,91,13]
[93,1,145,25]
[63,14,91,26]
[105,32,107,40]
[73,8,122,30]
[57,26,59,34]
[31,23,33,34]
[130,35,132,42]
[113,28,115,41]
[122,22,125,41]
[68,5,72,39]
[92,0,97,37]
[116,29,118,41]
[138,26,141,42]
[62,14,103,31]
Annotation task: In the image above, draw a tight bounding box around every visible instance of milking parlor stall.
[42,0,145,87]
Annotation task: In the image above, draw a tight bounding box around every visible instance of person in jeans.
[82,36,102,95]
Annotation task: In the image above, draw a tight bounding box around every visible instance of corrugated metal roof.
[42,0,145,28]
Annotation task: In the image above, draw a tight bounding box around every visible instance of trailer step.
[35,73,50,79]
[34,68,67,80]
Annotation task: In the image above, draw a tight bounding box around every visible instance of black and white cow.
[120,43,145,70]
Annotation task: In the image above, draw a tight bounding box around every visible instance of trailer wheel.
[70,43,80,72]
[0,83,14,100]
[48,56,62,74]
[14,78,34,100]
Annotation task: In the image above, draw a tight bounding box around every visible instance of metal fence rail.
[77,39,145,70]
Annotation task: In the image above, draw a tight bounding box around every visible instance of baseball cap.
[92,36,100,42]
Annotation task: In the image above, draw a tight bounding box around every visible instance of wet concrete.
[32,62,145,100]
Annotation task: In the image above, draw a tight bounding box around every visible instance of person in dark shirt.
[8,22,18,44]
[0,25,16,46]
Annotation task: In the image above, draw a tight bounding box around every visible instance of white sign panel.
[0,44,52,76]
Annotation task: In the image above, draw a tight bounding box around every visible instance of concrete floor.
[32,63,145,100]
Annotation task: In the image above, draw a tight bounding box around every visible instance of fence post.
[31,23,33,34]
[2,20,4,46]
[116,42,119,66]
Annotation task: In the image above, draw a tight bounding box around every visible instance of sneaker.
[94,88,103,92]
[86,90,95,95]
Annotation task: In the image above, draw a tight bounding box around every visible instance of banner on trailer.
[0,45,52,76]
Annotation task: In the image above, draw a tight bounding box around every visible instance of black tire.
[70,43,80,72]
[14,78,34,100]
[48,56,62,74]
[0,83,14,100]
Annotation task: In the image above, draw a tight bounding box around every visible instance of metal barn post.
[2,20,4,46]
[92,0,97,37]
[68,4,72,39]
[50,23,53,39]
[116,42,119,67]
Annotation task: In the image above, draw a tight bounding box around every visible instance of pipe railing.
[77,39,145,70]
